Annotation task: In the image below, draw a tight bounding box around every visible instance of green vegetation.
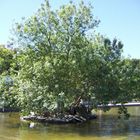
[0,0,140,119]
[0,45,18,110]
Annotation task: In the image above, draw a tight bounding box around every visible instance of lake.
[0,107,140,140]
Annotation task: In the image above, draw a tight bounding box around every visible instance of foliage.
[0,45,14,74]
[11,0,140,118]
[0,45,18,109]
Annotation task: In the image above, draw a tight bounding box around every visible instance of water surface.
[0,107,140,140]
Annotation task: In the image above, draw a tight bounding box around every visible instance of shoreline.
[0,108,20,112]
[21,114,97,124]
[98,102,140,108]
[0,102,140,113]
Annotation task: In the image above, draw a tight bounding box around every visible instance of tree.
[0,45,18,110]
[12,0,140,119]
[0,45,14,74]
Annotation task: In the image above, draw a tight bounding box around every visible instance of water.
[0,107,140,140]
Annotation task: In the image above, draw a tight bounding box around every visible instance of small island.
[0,0,140,124]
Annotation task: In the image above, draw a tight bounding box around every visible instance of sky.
[0,0,140,58]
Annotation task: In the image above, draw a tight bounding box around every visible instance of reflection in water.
[0,107,140,140]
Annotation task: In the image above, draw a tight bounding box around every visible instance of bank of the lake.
[0,106,140,140]
[0,108,20,112]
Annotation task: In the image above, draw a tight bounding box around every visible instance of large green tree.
[12,0,140,118]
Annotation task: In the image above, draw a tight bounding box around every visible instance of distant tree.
[0,45,14,74]
[0,45,19,110]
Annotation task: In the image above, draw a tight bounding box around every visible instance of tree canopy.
[0,45,18,109]
[2,0,140,118]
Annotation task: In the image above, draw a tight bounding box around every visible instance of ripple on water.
[0,106,140,140]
